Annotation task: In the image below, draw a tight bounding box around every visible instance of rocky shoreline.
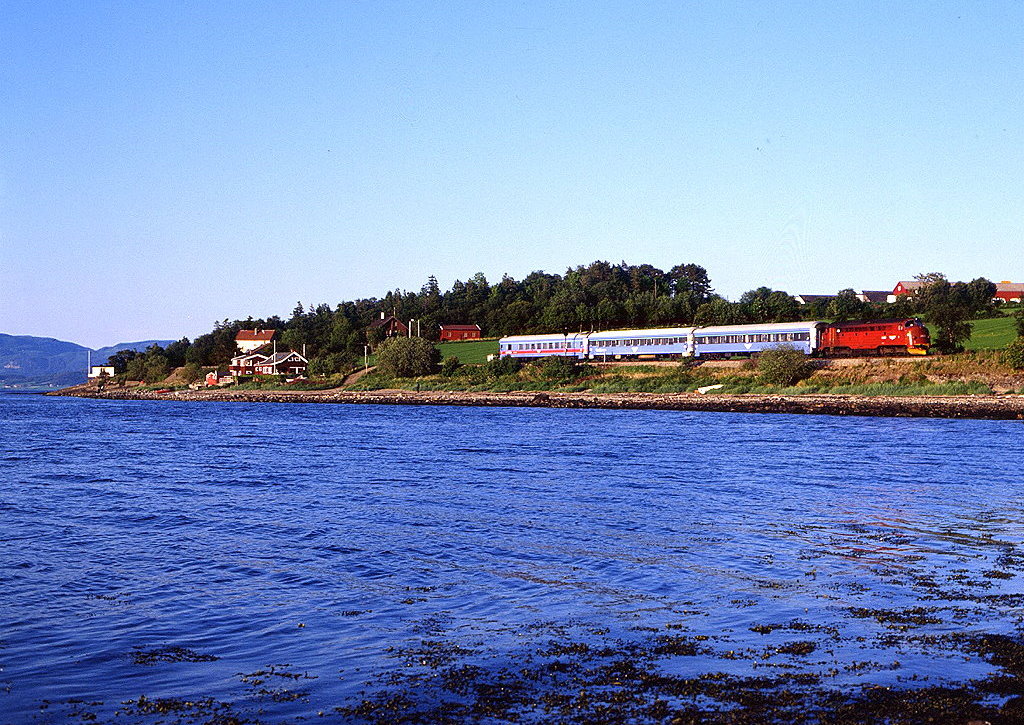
[51,386,1024,420]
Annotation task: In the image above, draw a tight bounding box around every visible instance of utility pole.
[364,345,368,370]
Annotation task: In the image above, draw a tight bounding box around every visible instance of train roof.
[826,318,922,327]
[694,321,824,335]
[588,326,695,338]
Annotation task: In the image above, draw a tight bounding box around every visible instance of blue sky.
[2,1,1021,348]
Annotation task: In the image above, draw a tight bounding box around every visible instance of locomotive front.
[904,318,930,355]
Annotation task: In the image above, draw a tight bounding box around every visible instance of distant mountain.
[0,334,175,388]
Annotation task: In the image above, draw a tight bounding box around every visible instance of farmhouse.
[439,324,482,341]
[369,314,408,338]
[857,290,891,304]
[235,328,277,353]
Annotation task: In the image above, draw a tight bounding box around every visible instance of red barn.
[995,282,1024,303]
[891,281,924,297]
[439,324,482,341]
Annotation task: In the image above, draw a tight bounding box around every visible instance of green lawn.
[436,338,499,364]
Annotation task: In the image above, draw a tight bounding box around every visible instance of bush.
[308,352,349,377]
[440,356,462,377]
[758,345,814,386]
[374,337,441,377]
[536,355,585,381]
[1003,338,1024,371]
[180,362,203,383]
[486,355,522,378]
[144,355,171,384]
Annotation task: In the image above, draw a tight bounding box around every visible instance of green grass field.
[925,314,1018,350]
[436,338,499,364]
[964,315,1018,350]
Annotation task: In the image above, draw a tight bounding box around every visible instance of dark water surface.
[2,393,1023,723]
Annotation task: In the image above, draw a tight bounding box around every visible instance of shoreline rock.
[48,386,1024,421]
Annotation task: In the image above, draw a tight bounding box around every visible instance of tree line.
[105,262,1012,380]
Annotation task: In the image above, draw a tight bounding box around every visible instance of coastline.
[50,386,1024,420]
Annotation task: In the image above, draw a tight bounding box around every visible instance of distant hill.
[0,334,175,388]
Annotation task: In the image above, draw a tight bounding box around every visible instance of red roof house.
[235,328,278,353]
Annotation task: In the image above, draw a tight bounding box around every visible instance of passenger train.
[499,318,930,360]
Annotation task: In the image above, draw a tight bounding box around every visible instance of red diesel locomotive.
[819,318,930,356]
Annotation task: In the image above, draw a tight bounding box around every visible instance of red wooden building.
[439,324,482,341]
[369,315,408,338]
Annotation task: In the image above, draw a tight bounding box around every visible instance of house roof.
[894,280,925,291]
[858,290,891,303]
[996,282,1024,292]
[795,294,835,303]
[230,352,269,364]
[370,315,408,329]
[440,324,481,331]
[236,329,277,342]
[258,351,308,365]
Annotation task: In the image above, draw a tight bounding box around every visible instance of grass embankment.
[347,351,1023,397]
[128,315,1020,397]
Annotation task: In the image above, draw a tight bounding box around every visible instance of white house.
[88,365,116,378]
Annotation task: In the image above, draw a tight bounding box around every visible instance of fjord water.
[1,393,1022,722]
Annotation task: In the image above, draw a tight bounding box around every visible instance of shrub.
[1003,338,1024,371]
[374,337,441,377]
[440,356,462,377]
[144,355,171,384]
[758,345,814,386]
[486,355,522,378]
[536,355,583,381]
[308,352,349,377]
[180,362,203,383]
